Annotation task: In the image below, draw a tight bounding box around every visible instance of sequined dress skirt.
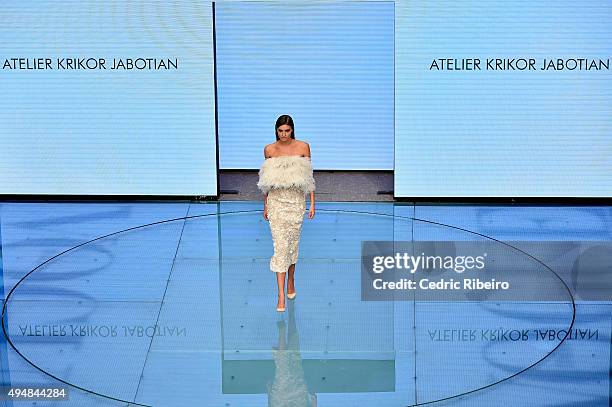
[267,186,306,273]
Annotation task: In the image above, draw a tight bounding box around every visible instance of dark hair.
[275,114,295,141]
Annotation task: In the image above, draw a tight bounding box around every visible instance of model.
[257,115,316,312]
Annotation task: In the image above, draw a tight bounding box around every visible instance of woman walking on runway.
[257,115,316,312]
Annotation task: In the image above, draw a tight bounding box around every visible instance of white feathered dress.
[257,156,315,273]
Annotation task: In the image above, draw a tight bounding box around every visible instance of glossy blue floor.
[0,202,610,406]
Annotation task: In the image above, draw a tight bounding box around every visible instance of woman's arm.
[305,143,315,218]
[263,146,269,219]
[263,192,269,220]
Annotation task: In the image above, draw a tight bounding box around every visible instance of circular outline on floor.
[1,209,576,407]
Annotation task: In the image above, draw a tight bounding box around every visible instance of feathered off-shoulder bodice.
[257,156,316,195]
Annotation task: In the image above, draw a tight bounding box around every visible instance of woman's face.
[277,124,293,141]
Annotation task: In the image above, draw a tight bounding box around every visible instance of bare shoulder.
[299,140,311,156]
[263,143,274,158]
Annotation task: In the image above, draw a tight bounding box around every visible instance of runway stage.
[0,202,610,406]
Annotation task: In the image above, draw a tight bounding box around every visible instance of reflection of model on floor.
[268,301,317,407]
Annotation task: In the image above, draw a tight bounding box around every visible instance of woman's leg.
[287,263,296,296]
[276,271,286,310]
